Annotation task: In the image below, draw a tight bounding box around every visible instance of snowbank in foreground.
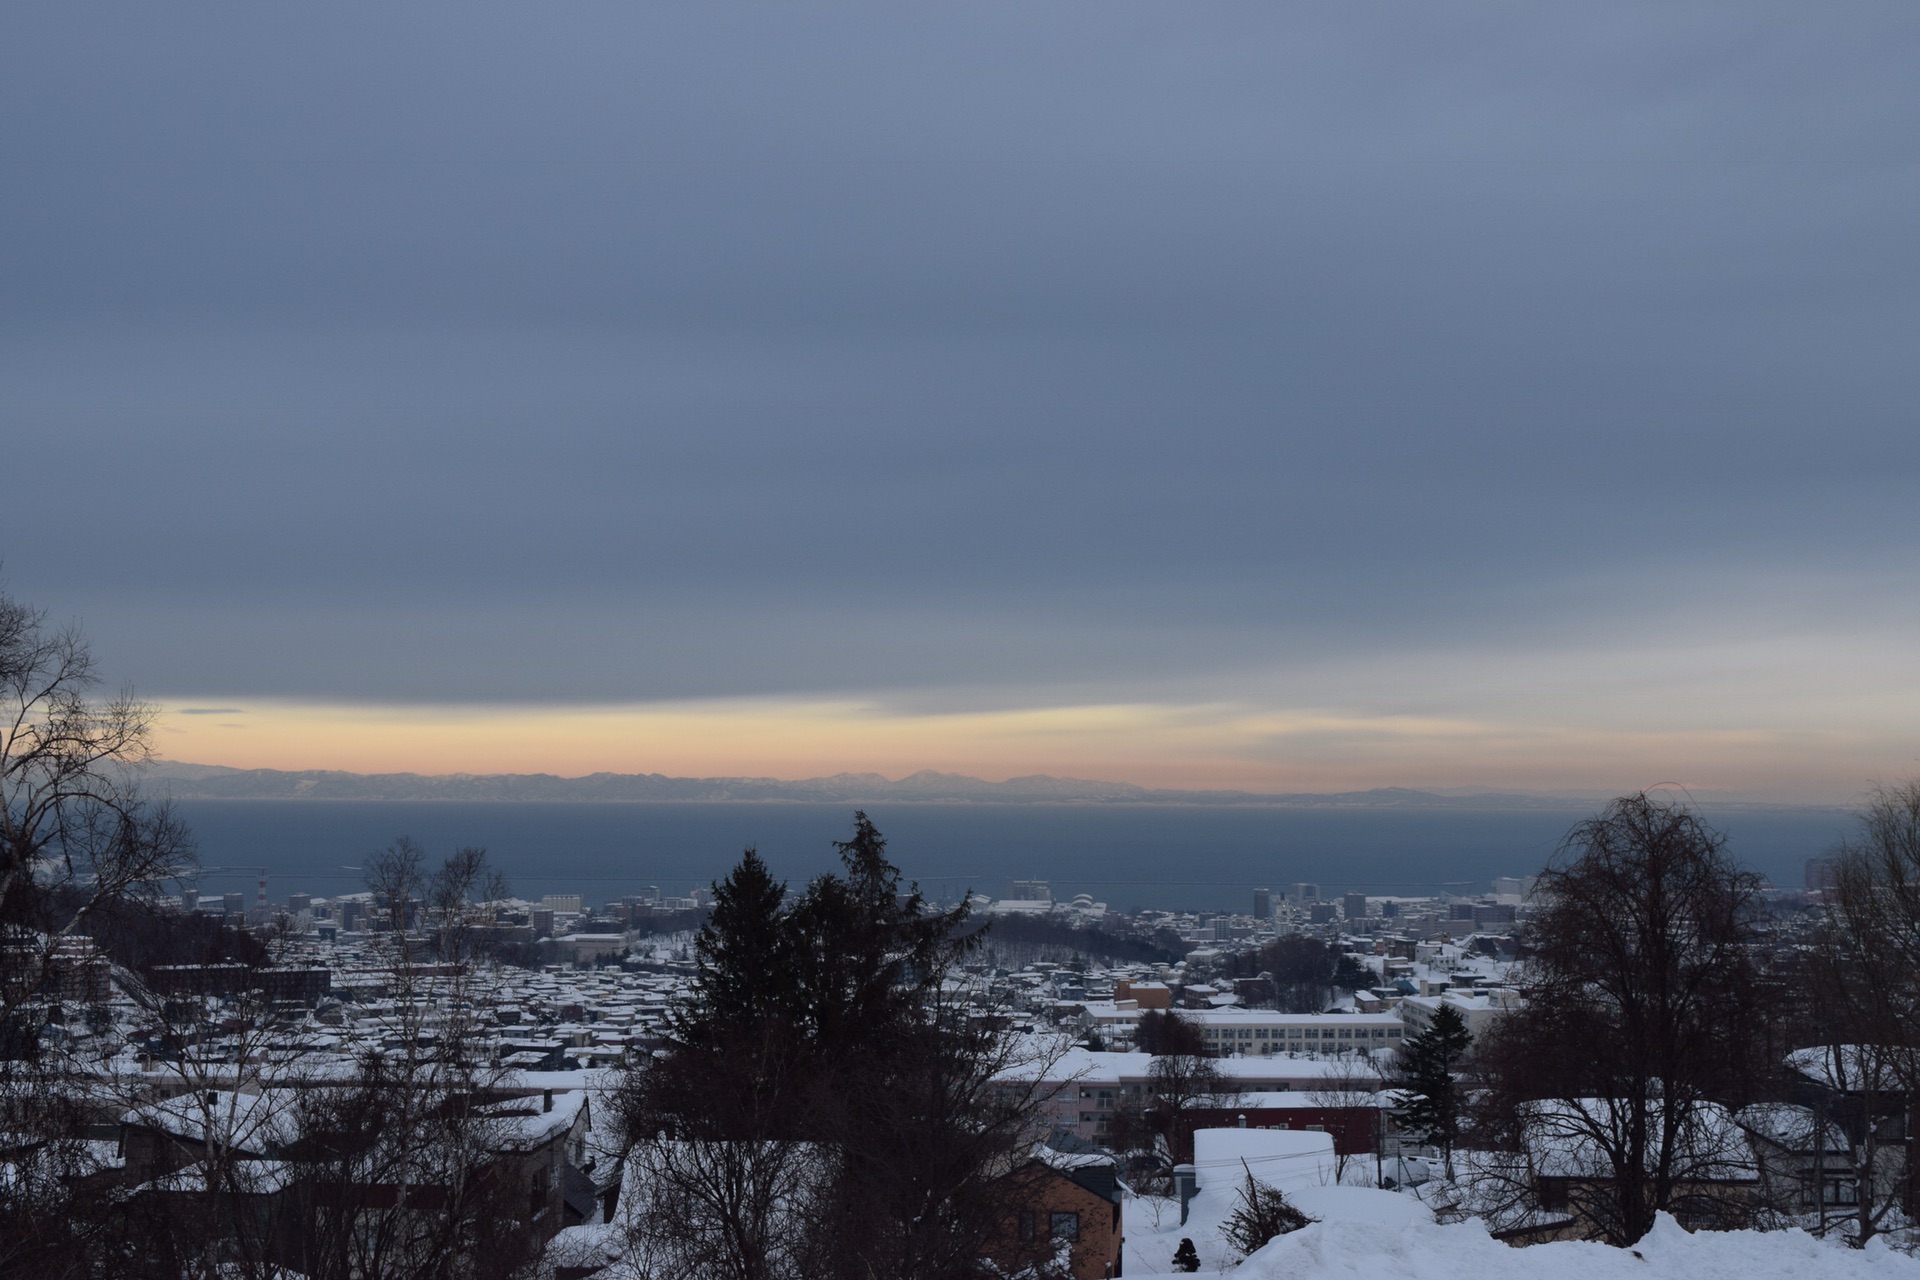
[1237,1212,1920,1280]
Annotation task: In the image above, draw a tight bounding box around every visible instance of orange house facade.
[989,1154,1124,1280]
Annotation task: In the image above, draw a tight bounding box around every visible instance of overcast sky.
[4,4,1916,799]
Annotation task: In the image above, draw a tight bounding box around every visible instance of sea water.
[171,800,1852,912]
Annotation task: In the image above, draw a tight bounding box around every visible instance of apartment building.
[1184,1009,1405,1056]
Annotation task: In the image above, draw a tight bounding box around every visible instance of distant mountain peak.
[139,759,1596,809]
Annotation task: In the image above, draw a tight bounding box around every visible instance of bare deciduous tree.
[1801,781,1920,1247]
[264,841,543,1280]
[1149,1046,1243,1169]
[1308,1052,1386,1184]
[1,587,194,995]
[0,586,195,1280]
[1474,793,1766,1245]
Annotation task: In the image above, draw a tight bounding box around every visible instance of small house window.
[1050,1212,1080,1242]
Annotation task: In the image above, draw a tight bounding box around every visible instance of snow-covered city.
[8,3,1918,1276]
[7,787,1919,1278]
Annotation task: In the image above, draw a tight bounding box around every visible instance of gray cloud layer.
[4,4,1916,716]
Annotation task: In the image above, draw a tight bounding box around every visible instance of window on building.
[530,1167,549,1218]
[1018,1210,1036,1240]
[1051,1212,1080,1242]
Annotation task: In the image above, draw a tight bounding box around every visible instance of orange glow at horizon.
[151,697,1889,803]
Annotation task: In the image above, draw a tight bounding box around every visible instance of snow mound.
[1287,1184,1430,1228]
[1235,1212,1920,1280]
[1192,1127,1337,1196]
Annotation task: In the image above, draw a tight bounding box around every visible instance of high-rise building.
[289,893,311,914]
[541,894,583,914]
[1344,892,1367,920]
[222,891,245,916]
[1309,902,1337,924]
[1291,883,1319,903]
[1253,887,1271,918]
[1010,880,1052,902]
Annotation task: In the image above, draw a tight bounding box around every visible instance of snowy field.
[1127,1192,1920,1279]
[1120,1128,1918,1279]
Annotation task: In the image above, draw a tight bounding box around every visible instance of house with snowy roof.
[1769,1043,1917,1227]
[985,1147,1125,1280]
[117,1077,592,1272]
[1517,1098,1759,1241]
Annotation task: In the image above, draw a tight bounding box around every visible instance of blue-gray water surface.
[170,801,1853,913]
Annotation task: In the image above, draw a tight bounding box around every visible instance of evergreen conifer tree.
[617,814,1050,1280]
[1393,1001,1472,1180]
[787,810,971,1058]
[675,847,793,1051]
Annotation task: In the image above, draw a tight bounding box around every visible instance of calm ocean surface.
[170,800,1853,912]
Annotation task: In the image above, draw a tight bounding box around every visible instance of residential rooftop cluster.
[3,840,1909,1280]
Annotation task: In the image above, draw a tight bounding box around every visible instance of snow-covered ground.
[1236,1213,1918,1280]
[1128,1193,1919,1280]
[1125,1126,1352,1274]
[1121,1126,1919,1279]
